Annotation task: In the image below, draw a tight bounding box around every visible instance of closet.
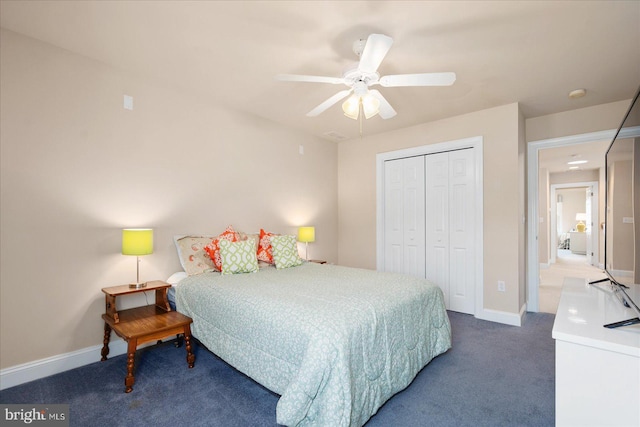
[382,148,476,314]
[383,156,425,278]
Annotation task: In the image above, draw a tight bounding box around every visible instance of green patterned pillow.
[219,239,259,275]
[270,235,304,269]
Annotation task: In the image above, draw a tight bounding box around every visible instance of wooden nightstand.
[100,280,195,393]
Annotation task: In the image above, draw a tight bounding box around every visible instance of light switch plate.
[123,95,133,110]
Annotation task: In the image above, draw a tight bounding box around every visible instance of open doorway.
[535,141,609,313]
[550,183,597,265]
[540,181,606,313]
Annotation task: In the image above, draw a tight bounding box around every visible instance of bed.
[174,261,451,426]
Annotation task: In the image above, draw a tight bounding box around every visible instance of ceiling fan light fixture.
[277,34,455,121]
[362,93,380,119]
[342,92,380,120]
[342,95,360,120]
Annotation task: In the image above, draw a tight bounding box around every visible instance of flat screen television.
[595,84,640,328]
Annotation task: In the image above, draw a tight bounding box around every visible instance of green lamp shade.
[122,229,154,255]
[297,226,315,243]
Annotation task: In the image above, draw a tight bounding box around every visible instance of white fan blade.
[358,34,393,73]
[306,90,352,117]
[368,90,397,119]
[379,72,456,87]
[276,74,345,84]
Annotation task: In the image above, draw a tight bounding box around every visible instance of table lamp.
[297,226,315,260]
[575,213,587,233]
[122,228,153,288]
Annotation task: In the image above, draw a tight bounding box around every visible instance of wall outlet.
[498,281,506,292]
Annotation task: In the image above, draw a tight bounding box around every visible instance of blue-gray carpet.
[1,312,555,426]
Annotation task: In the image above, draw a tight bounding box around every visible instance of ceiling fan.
[276,34,456,120]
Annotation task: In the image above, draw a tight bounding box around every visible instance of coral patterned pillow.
[257,228,277,264]
[203,225,239,271]
[174,235,217,276]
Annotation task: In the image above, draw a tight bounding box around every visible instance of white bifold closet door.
[383,149,475,314]
[383,156,426,278]
[425,149,475,314]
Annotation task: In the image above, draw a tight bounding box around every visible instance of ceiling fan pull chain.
[359,98,363,137]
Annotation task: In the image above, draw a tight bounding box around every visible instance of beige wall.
[608,160,634,272]
[599,166,606,266]
[1,27,633,373]
[0,29,338,369]
[527,101,632,270]
[550,169,599,185]
[518,108,527,308]
[526,100,631,142]
[338,103,523,315]
[634,139,640,283]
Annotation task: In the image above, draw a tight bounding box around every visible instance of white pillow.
[166,271,188,286]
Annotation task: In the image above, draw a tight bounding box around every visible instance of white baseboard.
[475,304,525,327]
[0,339,132,390]
[609,268,633,278]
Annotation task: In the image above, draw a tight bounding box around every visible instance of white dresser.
[552,278,640,426]
[568,231,586,254]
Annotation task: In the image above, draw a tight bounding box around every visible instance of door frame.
[549,182,599,264]
[527,129,615,312]
[376,136,483,316]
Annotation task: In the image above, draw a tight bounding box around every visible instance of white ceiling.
[1,1,639,142]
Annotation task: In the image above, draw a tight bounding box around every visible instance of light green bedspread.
[176,262,451,426]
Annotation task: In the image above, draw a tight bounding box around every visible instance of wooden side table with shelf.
[100,280,195,393]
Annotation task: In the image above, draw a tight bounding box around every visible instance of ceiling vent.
[323,131,349,141]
